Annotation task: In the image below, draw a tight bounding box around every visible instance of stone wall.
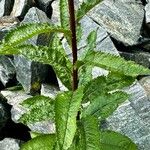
[0,0,150,149]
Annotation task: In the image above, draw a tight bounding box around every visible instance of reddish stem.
[68,0,78,91]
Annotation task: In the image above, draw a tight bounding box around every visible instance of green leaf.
[78,116,101,150]
[60,0,69,29]
[0,23,71,52]
[19,96,55,124]
[79,30,97,86]
[76,0,103,21]
[82,91,128,119]
[83,51,150,77]
[6,44,72,89]
[100,130,138,150]
[55,87,84,150]
[20,134,56,150]
[30,132,44,139]
[83,73,134,103]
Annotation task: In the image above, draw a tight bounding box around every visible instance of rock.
[103,82,150,150]
[88,0,144,46]
[34,0,54,18]
[0,0,14,17]
[139,76,150,100]
[0,138,20,150]
[119,51,150,68]
[145,1,150,24]
[0,55,16,88]
[14,7,55,94]
[41,83,59,98]
[0,93,11,132]
[0,16,20,40]
[10,0,32,18]
[1,89,55,134]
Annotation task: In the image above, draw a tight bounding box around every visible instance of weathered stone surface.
[35,0,54,18]
[0,138,20,150]
[63,15,119,58]
[139,76,150,100]
[103,82,150,150]
[119,51,150,68]
[10,0,32,18]
[145,1,150,23]
[88,0,144,45]
[14,7,54,94]
[0,56,16,87]
[1,89,55,134]
[0,16,19,40]
[0,94,11,131]
[0,0,14,17]
[41,83,59,98]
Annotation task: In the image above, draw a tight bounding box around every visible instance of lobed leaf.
[55,87,84,150]
[2,44,72,89]
[20,134,56,150]
[19,96,55,124]
[83,51,150,77]
[1,23,71,47]
[83,73,134,103]
[100,130,137,150]
[78,116,101,150]
[82,91,128,119]
[76,0,103,21]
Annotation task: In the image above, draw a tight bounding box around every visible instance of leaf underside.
[19,95,55,125]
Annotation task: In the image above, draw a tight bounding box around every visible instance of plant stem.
[68,0,78,91]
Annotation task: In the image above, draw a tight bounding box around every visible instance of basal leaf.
[100,130,137,150]
[60,0,69,29]
[55,87,84,150]
[82,91,128,119]
[76,0,103,21]
[20,134,56,150]
[19,96,55,124]
[78,116,101,150]
[83,51,150,77]
[1,23,71,48]
[4,44,72,90]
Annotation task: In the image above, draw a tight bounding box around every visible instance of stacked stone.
[0,0,150,149]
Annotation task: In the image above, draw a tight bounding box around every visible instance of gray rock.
[145,1,150,23]
[63,15,119,59]
[35,0,54,18]
[10,0,32,18]
[0,138,20,150]
[119,51,150,68]
[0,16,20,40]
[0,56,16,87]
[1,89,55,134]
[103,82,150,150]
[0,93,11,131]
[0,0,14,17]
[41,83,59,98]
[88,0,144,45]
[139,76,150,100]
[14,7,53,94]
